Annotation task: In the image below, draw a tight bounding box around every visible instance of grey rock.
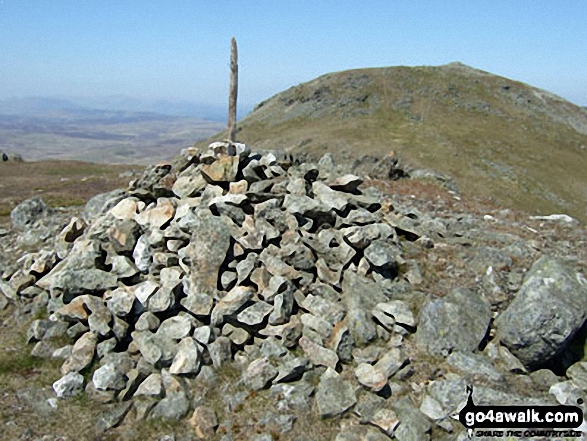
[371,409,401,436]
[245,357,278,390]
[258,411,296,435]
[107,219,140,254]
[135,311,160,332]
[354,392,387,422]
[259,337,288,358]
[341,271,386,346]
[84,189,127,220]
[334,425,391,441]
[567,362,587,390]
[133,234,152,272]
[549,380,585,406]
[495,345,527,374]
[94,402,132,434]
[88,307,112,337]
[134,373,163,397]
[208,336,233,368]
[220,270,237,290]
[172,174,207,198]
[259,245,300,278]
[260,275,289,302]
[299,336,339,369]
[181,291,214,317]
[131,280,159,308]
[31,340,57,358]
[11,197,51,229]
[52,345,72,359]
[275,357,311,383]
[341,223,395,249]
[393,398,432,441]
[447,351,505,383]
[159,267,183,290]
[169,337,200,375]
[0,279,17,302]
[53,372,85,398]
[93,363,127,391]
[282,194,329,218]
[374,348,406,378]
[133,397,157,421]
[193,326,214,345]
[260,316,303,348]
[61,331,97,375]
[301,313,333,341]
[416,288,491,357]
[312,181,349,211]
[27,319,59,343]
[236,252,258,285]
[109,255,140,280]
[133,331,163,365]
[300,294,345,325]
[179,210,231,294]
[211,286,254,326]
[315,368,356,417]
[237,301,273,326]
[66,322,89,340]
[270,381,314,412]
[201,154,239,183]
[373,301,416,332]
[495,256,587,370]
[107,287,136,317]
[355,362,388,391]
[149,390,190,421]
[189,405,218,439]
[157,315,193,340]
[96,338,117,359]
[38,266,118,300]
[364,239,400,268]
[222,323,250,345]
[466,246,513,275]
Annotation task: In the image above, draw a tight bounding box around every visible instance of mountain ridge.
[201,63,587,222]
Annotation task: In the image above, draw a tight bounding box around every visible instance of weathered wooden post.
[227,37,238,143]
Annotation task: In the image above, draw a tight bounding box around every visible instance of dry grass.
[0,160,141,225]
[0,306,105,441]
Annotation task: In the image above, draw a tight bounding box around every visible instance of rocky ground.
[0,142,586,441]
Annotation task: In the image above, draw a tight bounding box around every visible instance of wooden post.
[227,37,238,143]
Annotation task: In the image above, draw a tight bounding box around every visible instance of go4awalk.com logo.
[458,386,584,438]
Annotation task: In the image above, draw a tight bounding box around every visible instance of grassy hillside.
[200,63,587,222]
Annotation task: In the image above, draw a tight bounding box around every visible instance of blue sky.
[0,0,586,116]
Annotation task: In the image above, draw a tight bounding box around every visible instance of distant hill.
[200,63,587,222]
[0,96,227,121]
[0,98,224,164]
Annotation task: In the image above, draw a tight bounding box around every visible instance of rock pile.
[1,151,24,162]
[1,141,587,439]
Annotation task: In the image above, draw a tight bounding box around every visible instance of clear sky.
[1,0,586,115]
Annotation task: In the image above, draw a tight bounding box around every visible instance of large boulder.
[10,197,51,229]
[83,189,127,221]
[495,256,587,370]
[416,288,492,357]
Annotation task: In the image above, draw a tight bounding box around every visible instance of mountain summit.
[207,63,587,221]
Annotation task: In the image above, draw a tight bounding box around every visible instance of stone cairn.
[3,141,587,439]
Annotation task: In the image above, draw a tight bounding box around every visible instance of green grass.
[199,63,587,223]
[0,351,46,375]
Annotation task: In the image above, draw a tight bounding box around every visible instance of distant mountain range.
[0,96,225,164]
[0,96,229,121]
[198,62,587,222]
